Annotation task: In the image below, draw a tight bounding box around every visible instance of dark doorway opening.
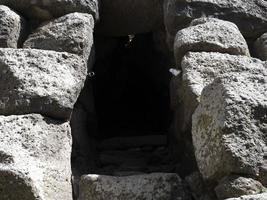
[93,33,172,139]
[88,33,177,176]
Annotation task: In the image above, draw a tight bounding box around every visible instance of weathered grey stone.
[259,162,267,187]
[215,176,266,199]
[96,0,163,36]
[71,104,97,173]
[71,78,98,199]
[0,5,26,48]
[254,33,267,61]
[79,173,186,200]
[71,104,97,199]
[0,48,87,119]
[225,193,267,200]
[24,13,94,65]
[189,17,221,26]
[0,114,72,200]
[185,171,218,200]
[0,0,99,21]
[173,52,266,145]
[185,171,206,200]
[75,78,96,117]
[164,0,267,47]
[192,72,267,182]
[174,18,250,66]
[71,105,92,161]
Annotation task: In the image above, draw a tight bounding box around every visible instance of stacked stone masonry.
[0,1,266,200]
[0,4,93,200]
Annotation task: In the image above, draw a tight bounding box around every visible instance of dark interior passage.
[93,33,172,139]
[72,33,185,189]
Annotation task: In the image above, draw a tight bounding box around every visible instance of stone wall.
[0,1,266,200]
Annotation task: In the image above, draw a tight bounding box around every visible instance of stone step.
[99,150,150,166]
[98,135,168,150]
[79,173,187,200]
[99,146,169,165]
[112,171,144,176]
[95,163,176,175]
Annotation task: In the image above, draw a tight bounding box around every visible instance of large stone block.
[0,0,99,21]
[185,171,207,200]
[24,13,94,65]
[225,193,267,200]
[79,173,186,200]
[260,161,267,187]
[0,114,72,200]
[215,176,266,199]
[96,0,163,36]
[174,18,250,66]
[0,48,87,119]
[173,52,266,142]
[164,0,267,48]
[192,72,267,182]
[254,33,267,61]
[0,5,26,48]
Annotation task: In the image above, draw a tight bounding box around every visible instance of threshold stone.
[79,173,186,200]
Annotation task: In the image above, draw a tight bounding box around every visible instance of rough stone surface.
[254,33,267,61]
[71,104,97,199]
[260,161,267,187]
[185,171,206,200]
[0,48,87,119]
[0,5,26,48]
[0,0,266,199]
[70,75,98,198]
[0,114,72,200]
[164,0,267,47]
[174,18,250,66]
[215,176,266,199]
[225,193,267,200]
[24,13,94,64]
[192,72,267,182]
[79,173,185,200]
[0,0,99,21]
[173,52,266,144]
[71,104,95,166]
[185,172,218,200]
[96,0,163,36]
[70,102,97,173]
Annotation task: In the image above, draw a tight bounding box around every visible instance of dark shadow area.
[70,33,192,199]
[93,33,172,139]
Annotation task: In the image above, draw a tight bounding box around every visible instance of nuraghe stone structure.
[0,1,266,200]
